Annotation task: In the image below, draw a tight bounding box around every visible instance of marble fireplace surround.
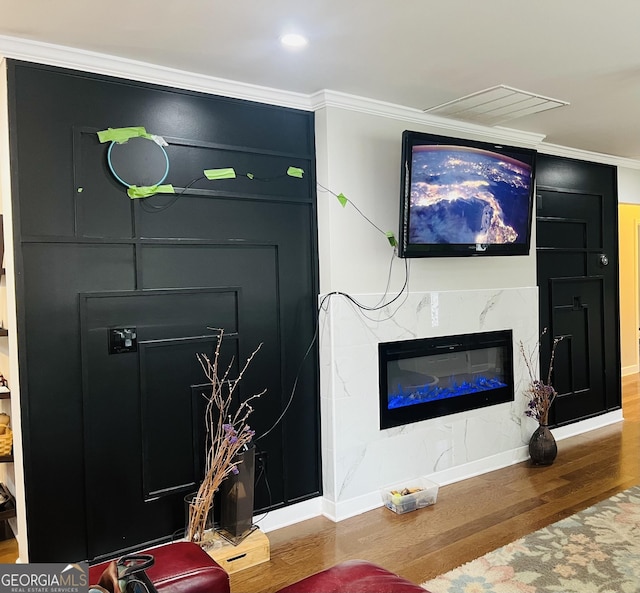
[319,286,541,521]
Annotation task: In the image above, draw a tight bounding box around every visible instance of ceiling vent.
[423,85,569,126]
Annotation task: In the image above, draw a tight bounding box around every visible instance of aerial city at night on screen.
[409,145,532,245]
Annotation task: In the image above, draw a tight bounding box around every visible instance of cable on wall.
[96,126,408,456]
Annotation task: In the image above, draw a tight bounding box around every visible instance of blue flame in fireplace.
[388,375,508,410]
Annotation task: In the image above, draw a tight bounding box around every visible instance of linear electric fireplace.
[379,330,514,429]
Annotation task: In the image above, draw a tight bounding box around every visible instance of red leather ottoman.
[89,541,230,593]
[275,559,430,593]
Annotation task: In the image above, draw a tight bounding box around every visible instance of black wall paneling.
[535,155,621,426]
[7,60,320,562]
[80,288,239,558]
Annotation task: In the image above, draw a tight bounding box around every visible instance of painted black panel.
[8,60,319,562]
[537,190,603,248]
[537,250,588,277]
[80,289,239,557]
[537,218,587,249]
[19,243,136,561]
[139,245,286,505]
[536,154,620,426]
[139,196,314,242]
[158,140,312,201]
[10,61,314,239]
[74,128,135,239]
[550,277,606,418]
[74,130,314,240]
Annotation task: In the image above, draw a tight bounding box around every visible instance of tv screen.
[398,131,537,258]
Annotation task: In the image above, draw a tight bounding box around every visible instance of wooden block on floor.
[205,528,270,574]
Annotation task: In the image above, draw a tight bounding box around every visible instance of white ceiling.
[2,0,640,160]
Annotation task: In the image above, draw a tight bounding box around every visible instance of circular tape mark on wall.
[107,136,170,188]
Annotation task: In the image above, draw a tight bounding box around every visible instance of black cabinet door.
[536,155,621,425]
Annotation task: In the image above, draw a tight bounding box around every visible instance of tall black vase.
[529,424,557,466]
[218,444,256,544]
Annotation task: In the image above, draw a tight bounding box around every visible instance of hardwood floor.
[0,535,18,563]
[2,375,639,592]
[232,374,640,592]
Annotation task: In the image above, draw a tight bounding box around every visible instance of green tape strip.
[97,127,148,144]
[246,173,254,180]
[204,168,237,180]
[127,184,175,199]
[337,193,348,208]
[287,167,304,178]
[386,231,397,247]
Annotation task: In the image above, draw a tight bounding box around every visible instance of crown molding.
[0,34,312,111]
[0,35,546,149]
[537,141,640,169]
[310,89,547,149]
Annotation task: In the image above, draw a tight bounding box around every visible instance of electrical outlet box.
[255,451,268,472]
[108,327,138,354]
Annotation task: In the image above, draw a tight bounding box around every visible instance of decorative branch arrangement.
[519,328,563,425]
[185,329,265,544]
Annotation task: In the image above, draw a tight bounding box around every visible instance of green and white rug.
[422,485,640,593]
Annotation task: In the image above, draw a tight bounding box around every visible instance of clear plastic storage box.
[381,477,439,514]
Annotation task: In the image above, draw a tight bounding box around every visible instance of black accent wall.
[536,154,621,425]
[6,60,320,562]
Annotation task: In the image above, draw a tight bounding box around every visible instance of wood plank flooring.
[0,536,18,564]
[2,374,639,593]
[232,374,640,592]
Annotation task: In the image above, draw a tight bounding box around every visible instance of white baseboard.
[251,411,625,533]
[622,364,639,376]
[253,497,323,533]
[322,411,625,523]
[322,491,383,523]
[550,410,623,441]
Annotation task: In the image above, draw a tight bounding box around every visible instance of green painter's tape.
[246,173,254,180]
[337,193,348,208]
[386,231,397,247]
[127,184,175,199]
[287,167,304,178]
[204,168,237,180]
[97,127,148,144]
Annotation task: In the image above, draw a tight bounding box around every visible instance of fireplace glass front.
[379,330,514,429]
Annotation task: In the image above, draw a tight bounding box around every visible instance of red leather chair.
[90,544,428,593]
[275,559,429,593]
[89,541,230,593]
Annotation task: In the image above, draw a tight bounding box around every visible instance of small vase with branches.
[185,328,265,545]
[519,328,563,465]
[519,328,563,426]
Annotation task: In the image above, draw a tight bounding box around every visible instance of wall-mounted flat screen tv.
[398,130,537,258]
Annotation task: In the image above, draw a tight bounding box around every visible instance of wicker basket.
[0,426,12,456]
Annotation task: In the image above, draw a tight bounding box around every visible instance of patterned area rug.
[422,485,640,593]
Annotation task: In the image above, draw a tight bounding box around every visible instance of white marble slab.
[319,287,539,507]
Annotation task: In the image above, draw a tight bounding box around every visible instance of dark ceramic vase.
[529,423,557,466]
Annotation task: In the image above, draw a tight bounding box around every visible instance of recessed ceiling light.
[280,33,308,49]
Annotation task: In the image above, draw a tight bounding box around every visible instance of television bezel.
[398,130,537,258]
